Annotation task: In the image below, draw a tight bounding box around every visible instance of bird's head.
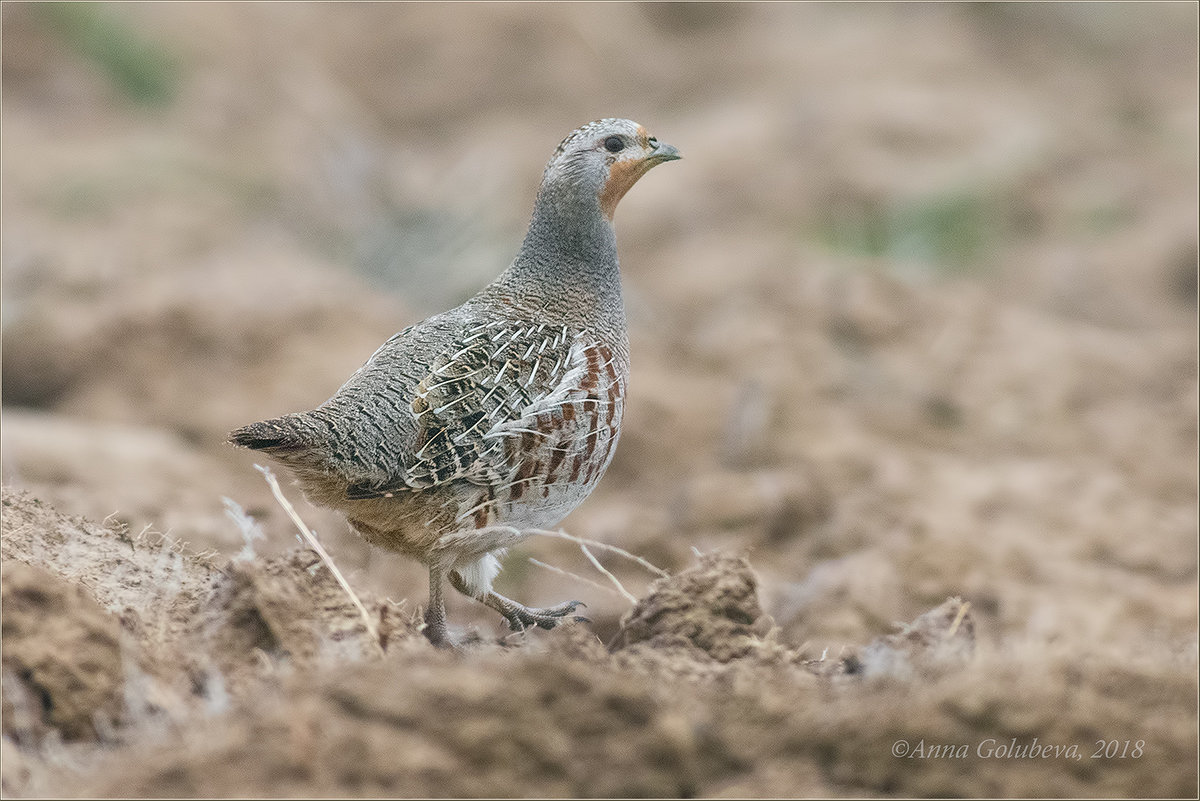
[541,118,681,221]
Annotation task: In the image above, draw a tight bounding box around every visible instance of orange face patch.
[599,158,656,220]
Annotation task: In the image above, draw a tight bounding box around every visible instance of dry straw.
[526,528,668,606]
[256,465,384,656]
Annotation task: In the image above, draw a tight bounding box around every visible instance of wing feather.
[342,320,588,500]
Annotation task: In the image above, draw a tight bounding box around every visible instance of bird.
[229,118,680,647]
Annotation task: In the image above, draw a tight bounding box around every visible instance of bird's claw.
[502,599,588,632]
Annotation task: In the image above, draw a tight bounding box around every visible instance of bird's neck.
[490,182,625,329]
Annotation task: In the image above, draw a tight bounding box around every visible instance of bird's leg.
[423,565,453,648]
[447,570,587,632]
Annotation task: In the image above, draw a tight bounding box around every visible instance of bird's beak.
[647,141,681,163]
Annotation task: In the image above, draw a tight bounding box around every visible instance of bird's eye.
[648,137,658,148]
[603,136,625,153]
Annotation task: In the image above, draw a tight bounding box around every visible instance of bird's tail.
[228,414,314,453]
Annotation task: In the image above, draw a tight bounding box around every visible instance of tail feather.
[228,416,311,452]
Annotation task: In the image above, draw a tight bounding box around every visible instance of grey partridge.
[230,118,680,646]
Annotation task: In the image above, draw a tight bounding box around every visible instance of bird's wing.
[344,319,619,501]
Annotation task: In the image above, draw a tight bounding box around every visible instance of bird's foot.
[422,605,455,649]
[446,569,589,635]
[499,599,589,632]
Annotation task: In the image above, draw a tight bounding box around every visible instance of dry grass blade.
[946,600,971,639]
[527,558,622,598]
[577,540,639,605]
[527,528,669,578]
[255,464,384,656]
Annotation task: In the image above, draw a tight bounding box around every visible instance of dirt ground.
[2,3,1197,798]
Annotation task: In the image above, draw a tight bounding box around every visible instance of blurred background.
[3,2,1196,649]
